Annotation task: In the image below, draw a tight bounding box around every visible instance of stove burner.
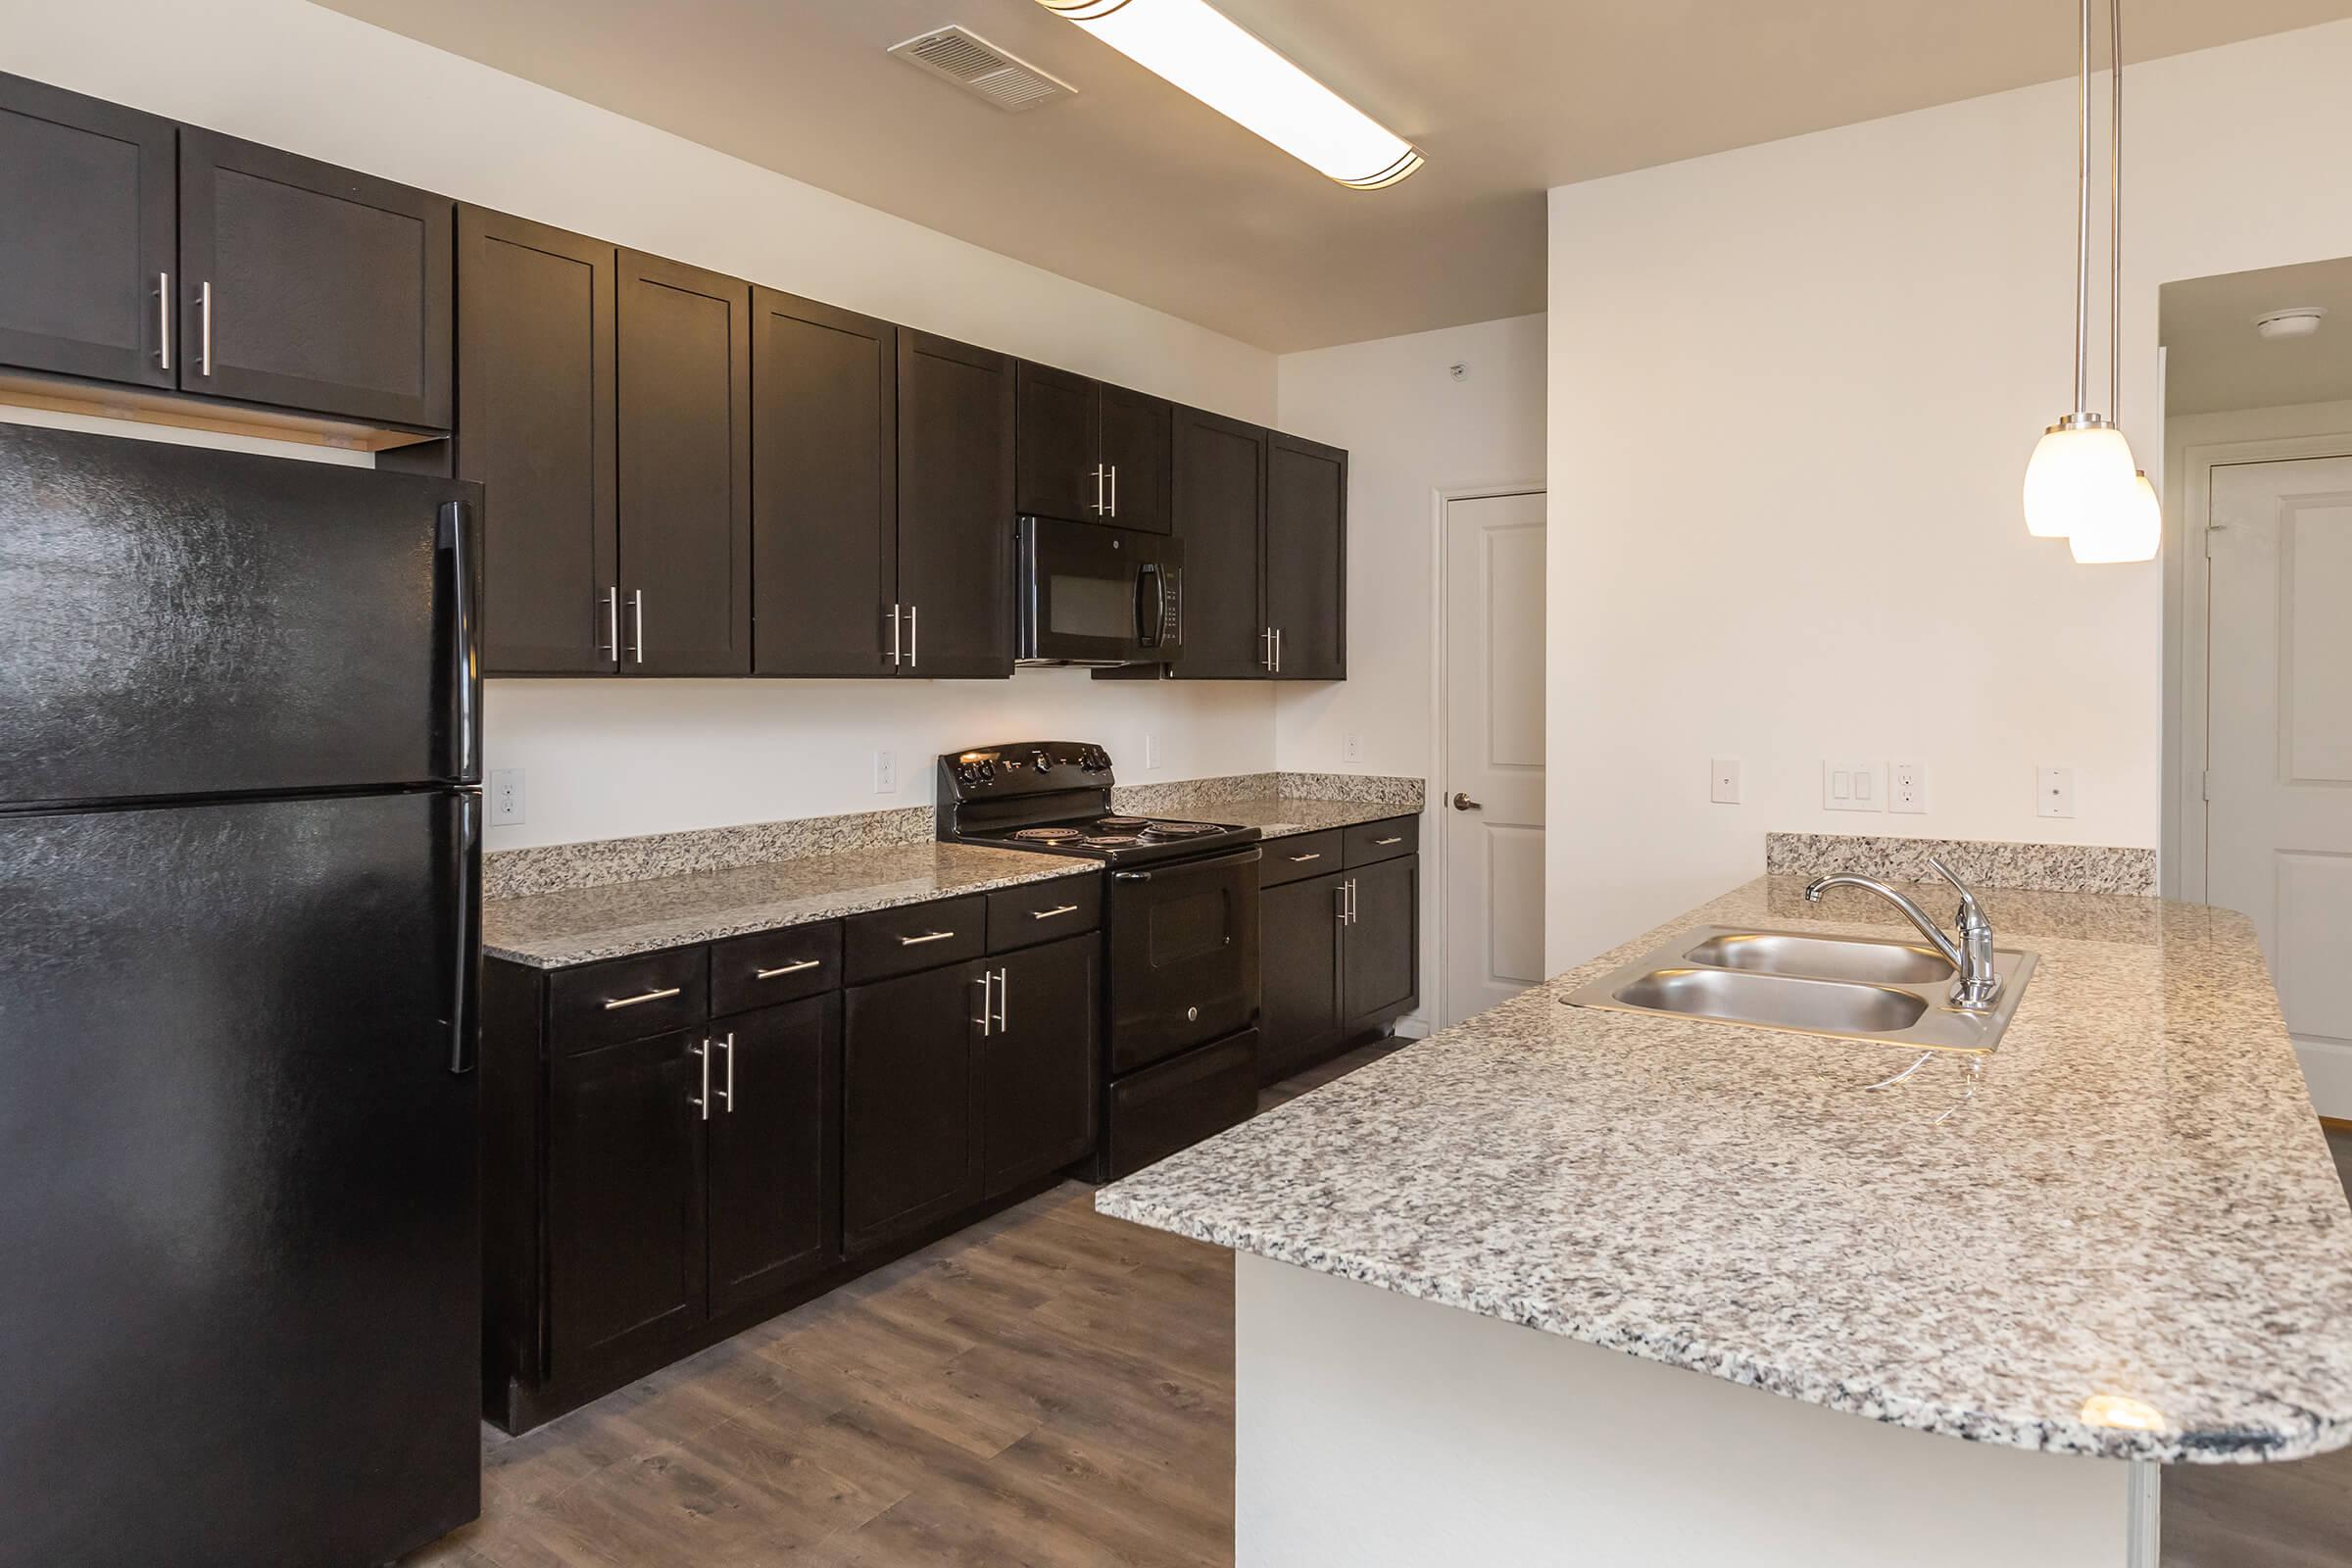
[1081,834,1141,846]
[1140,820,1220,839]
[1011,827,1083,843]
[1097,816,1151,830]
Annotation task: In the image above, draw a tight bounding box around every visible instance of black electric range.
[938,743,1264,1180]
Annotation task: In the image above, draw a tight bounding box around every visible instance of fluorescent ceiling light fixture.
[1035,0,1422,189]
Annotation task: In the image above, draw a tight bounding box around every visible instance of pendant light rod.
[2073,0,2090,415]
[2109,0,2123,423]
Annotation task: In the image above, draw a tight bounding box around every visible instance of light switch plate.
[873,751,896,794]
[1144,733,1162,769]
[490,768,525,826]
[1890,761,1928,814]
[1823,760,1883,812]
[1344,731,1363,764]
[2037,764,2076,818]
[1709,758,1741,805]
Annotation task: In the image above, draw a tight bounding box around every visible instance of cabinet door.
[176,128,452,427]
[1265,431,1347,680]
[707,995,841,1316]
[751,288,896,676]
[456,207,615,674]
[897,330,1014,678]
[547,1029,706,1373]
[1014,361,1101,523]
[981,936,1099,1196]
[842,960,985,1253]
[1260,869,1346,1082]
[616,250,751,675]
[1166,406,1267,679]
[0,74,174,388]
[1343,855,1419,1027]
[1098,382,1173,535]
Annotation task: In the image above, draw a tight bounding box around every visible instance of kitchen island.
[1097,875,2352,1566]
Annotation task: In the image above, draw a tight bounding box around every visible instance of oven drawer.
[1261,830,1344,887]
[1344,816,1417,867]
[710,920,842,1015]
[549,946,710,1054]
[1099,1028,1259,1182]
[987,874,1102,954]
[1105,845,1262,1076]
[844,896,987,984]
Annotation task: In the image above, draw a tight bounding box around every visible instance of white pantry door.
[1443,491,1547,1026]
[2208,456,2352,1115]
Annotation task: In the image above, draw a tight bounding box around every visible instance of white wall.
[1544,20,2352,970]
[1276,315,1548,1035]
[6,0,1281,849]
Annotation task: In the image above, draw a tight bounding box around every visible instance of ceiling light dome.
[2254,307,2327,340]
[2024,414,2136,539]
[2069,468,2161,564]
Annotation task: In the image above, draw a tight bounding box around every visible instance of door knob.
[1451,792,1483,810]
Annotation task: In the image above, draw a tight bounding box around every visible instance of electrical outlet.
[1709,758,1741,805]
[2037,764,2076,818]
[1889,761,1929,814]
[1822,760,1883,812]
[1144,733,1162,769]
[873,751,896,794]
[490,768,525,826]
[1344,731,1363,764]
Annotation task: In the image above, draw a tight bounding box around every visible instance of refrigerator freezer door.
[0,423,482,808]
[0,789,481,1565]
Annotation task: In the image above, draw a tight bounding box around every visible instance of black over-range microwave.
[1015,514,1184,667]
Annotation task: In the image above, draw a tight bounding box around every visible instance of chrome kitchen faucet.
[1803,858,2002,1010]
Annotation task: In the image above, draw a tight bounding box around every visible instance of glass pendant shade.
[2069,468,2161,564]
[2022,419,2137,538]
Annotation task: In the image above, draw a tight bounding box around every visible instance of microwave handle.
[1138,562,1167,650]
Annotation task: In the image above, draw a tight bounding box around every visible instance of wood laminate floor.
[406,1055,2351,1567]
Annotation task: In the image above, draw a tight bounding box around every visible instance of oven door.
[1104,846,1261,1075]
[1017,515,1183,666]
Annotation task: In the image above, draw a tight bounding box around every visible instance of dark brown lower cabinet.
[547,1028,707,1372]
[981,936,1099,1196]
[1343,855,1418,1026]
[706,994,841,1315]
[842,959,986,1254]
[1259,870,1346,1082]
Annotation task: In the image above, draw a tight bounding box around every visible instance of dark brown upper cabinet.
[616,250,752,676]
[455,207,615,676]
[1015,362,1173,534]
[0,74,175,389]
[1162,406,1269,679]
[1265,431,1348,680]
[897,330,1015,679]
[751,289,897,677]
[176,128,452,429]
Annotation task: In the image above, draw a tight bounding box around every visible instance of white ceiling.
[2162,257,2352,416]
[318,0,2352,353]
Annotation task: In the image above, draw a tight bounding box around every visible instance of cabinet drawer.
[1262,830,1345,887]
[1344,815,1417,867]
[844,896,987,984]
[710,921,842,1016]
[549,947,710,1054]
[986,875,1101,953]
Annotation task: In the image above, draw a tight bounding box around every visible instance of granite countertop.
[1097,875,2352,1465]
[1168,794,1418,839]
[483,843,1093,968]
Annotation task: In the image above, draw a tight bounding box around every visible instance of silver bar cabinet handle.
[1030,904,1080,920]
[994,966,1008,1031]
[889,603,902,667]
[599,586,618,659]
[1092,464,1104,516]
[908,604,918,668]
[1274,627,1284,673]
[1110,465,1118,517]
[690,1039,711,1119]
[1374,836,1403,847]
[197,279,213,376]
[603,986,681,1010]
[629,589,646,664]
[755,958,822,980]
[973,972,994,1036]
[715,1032,735,1112]
[1287,852,1322,863]
[899,929,956,947]
[157,272,171,370]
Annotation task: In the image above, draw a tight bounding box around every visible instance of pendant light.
[2022,0,2149,557]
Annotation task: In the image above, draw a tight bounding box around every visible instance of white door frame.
[1429,479,1546,1030]
[2175,434,2352,902]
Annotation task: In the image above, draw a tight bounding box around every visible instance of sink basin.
[1612,967,1931,1035]
[1682,931,1954,985]
[1562,925,2036,1053]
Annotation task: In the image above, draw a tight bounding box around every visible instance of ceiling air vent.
[888,25,1075,113]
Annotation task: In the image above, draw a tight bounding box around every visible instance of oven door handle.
[1111,846,1262,882]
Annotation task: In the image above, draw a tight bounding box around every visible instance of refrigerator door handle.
[447,789,481,1074]
[437,501,481,784]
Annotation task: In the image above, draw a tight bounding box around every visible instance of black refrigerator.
[0,425,484,1566]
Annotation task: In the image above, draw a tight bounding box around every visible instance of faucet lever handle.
[1926,857,1985,926]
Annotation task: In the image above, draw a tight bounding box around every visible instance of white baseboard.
[2295,1037,2352,1120]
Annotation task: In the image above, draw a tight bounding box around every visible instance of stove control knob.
[1030,749,1053,772]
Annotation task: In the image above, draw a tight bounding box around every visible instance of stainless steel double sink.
[1563,926,2036,1052]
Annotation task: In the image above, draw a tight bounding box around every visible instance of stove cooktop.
[935,741,1262,864]
[967,813,1256,862]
